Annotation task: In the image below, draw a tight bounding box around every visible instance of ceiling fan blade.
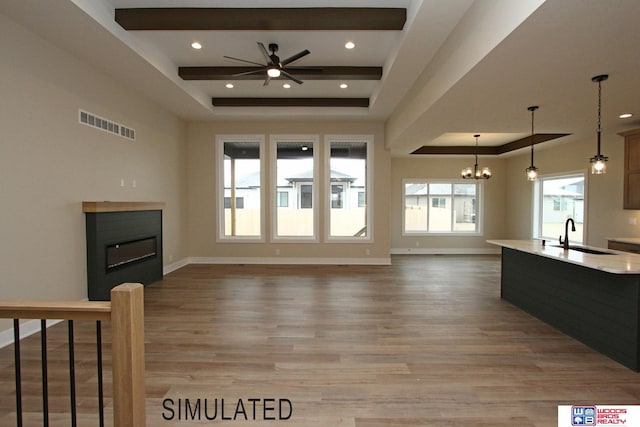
[257,42,272,65]
[263,76,272,86]
[281,49,310,66]
[281,70,304,85]
[223,55,266,67]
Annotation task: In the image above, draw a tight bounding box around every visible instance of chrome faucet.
[559,218,576,250]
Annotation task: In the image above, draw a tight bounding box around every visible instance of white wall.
[0,11,188,317]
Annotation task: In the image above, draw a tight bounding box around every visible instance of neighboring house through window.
[403,180,481,234]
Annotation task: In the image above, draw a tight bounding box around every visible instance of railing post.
[110,283,146,427]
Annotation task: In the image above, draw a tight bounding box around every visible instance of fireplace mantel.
[82,201,165,213]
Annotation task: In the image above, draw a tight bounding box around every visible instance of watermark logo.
[571,406,596,426]
[162,397,293,422]
[559,405,638,426]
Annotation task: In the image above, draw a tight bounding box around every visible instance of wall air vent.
[79,109,136,141]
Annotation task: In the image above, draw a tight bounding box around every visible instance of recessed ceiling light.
[283,83,291,89]
[345,41,355,49]
[191,41,202,50]
[620,113,633,119]
[340,83,348,89]
[225,83,234,89]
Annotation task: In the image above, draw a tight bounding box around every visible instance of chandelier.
[461,134,491,179]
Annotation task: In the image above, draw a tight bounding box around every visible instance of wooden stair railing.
[0,283,146,427]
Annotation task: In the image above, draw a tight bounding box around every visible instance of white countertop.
[487,239,640,274]
[608,237,640,245]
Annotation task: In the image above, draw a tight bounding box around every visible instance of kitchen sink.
[551,245,614,255]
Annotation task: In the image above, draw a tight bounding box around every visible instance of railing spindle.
[13,319,23,427]
[96,320,105,427]
[68,320,77,427]
[40,319,49,427]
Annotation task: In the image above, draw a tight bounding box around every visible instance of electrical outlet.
[629,217,637,225]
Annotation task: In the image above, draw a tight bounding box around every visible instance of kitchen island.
[488,240,640,371]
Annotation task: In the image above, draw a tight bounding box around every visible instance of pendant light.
[590,74,609,174]
[461,134,491,179]
[525,105,539,181]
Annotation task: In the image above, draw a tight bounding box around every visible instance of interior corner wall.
[186,120,391,262]
[389,156,507,252]
[0,11,188,316]
[505,130,634,248]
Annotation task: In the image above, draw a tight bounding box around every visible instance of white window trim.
[401,178,484,236]
[532,169,588,243]
[216,135,266,243]
[270,135,320,243]
[324,135,374,242]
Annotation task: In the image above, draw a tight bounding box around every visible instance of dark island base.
[501,247,640,371]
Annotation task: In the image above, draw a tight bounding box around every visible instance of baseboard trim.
[163,258,190,275]
[188,256,392,265]
[0,319,63,349]
[390,247,501,255]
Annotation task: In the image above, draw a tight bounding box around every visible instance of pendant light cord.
[530,108,535,165]
[596,78,602,155]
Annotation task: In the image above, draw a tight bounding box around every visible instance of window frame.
[532,170,587,243]
[324,135,374,242]
[402,179,483,236]
[271,134,320,242]
[216,135,266,242]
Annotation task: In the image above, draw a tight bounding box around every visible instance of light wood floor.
[1,255,639,426]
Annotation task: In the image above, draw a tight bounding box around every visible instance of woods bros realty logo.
[558,405,640,426]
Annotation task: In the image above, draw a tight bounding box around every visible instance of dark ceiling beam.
[212,98,369,108]
[115,8,406,31]
[179,66,383,81]
[498,133,571,153]
[410,133,572,155]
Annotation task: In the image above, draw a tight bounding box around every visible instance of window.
[534,172,585,244]
[272,137,318,239]
[277,191,289,208]
[331,184,345,209]
[326,137,372,239]
[432,197,446,208]
[299,184,313,209]
[217,136,264,240]
[403,180,480,234]
[224,197,244,209]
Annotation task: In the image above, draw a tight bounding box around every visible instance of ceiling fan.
[224,42,311,86]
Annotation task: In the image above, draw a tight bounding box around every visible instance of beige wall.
[0,13,188,310]
[505,130,639,248]
[186,121,391,262]
[390,156,507,251]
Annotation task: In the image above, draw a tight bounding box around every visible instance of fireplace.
[106,237,157,270]
[84,202,164,301]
